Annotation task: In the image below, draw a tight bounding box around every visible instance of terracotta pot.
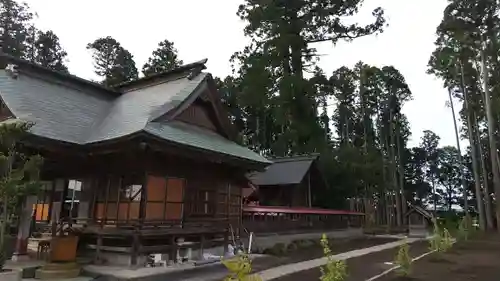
[0,269,22,281]
[50,235,79,262]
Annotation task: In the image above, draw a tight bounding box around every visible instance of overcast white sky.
[24,0,465,149]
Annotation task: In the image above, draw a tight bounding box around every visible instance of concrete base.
[10,253,30,262]
[84,245,148,267]
[409,229,430,238]
[0,269,22,281]
[35,262,81,280]
[4,259,45,278]
[244,228,364,253]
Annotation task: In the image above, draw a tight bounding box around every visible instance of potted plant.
[49,219,80,262]
[0,121,43,281]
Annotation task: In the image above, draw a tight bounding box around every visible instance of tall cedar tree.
[420,130,441,212]
[28,30,68,72]
[0,0,33,58]
[232,0,386,155]
[142,39,183,77]
[427,0,498,230]
[87,36,138,87]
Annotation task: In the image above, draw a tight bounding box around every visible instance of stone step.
[35,268,81,280]
[41,262,79,271]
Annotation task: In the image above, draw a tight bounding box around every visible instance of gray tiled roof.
[0,58,269,165]
[0,70,111,143]
[85,73,206,143]
[248,154,319,186]
[145,121,269,163]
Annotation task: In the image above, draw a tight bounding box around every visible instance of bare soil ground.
[274,233,500,281]
[377,233,500,281]
[272,241,430,281]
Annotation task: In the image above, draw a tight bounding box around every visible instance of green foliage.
[441,228,453,252]
[142,39,183,77]
[427,0,499,230]
[27,29,68,72]
[222,253,262,281]
[394,241,412,277]
[429,219,454,254]
[86,36,139,87]
[429,219,442,252]
[0,0,34,58]
[319,234,347,281]
[437,146,463,211]
[457,216,469,241]
[0,121,43,269]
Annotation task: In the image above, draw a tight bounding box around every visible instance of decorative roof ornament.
[5,64,19,79]
[187,66,203,80]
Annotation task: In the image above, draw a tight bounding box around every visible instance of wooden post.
[170,235,177,264]
[12,195,38,261]
[89,178,97,221]
[139,174,148,224]
[48,180,56,234]
[162,176,169,221]
[223,230,229,255]
[102,177,111,226]
[200,234,205,260]
[307,172,312,208]
[95,231,103,264]
[131,230,139,266]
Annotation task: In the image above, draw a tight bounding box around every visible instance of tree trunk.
[476,116,495,229]
[481,47,500,232]
[448,87,469,216]
[465,109,486,231]
[396,121,407,224]
[381,145,391,226]
[459,63,485,229]
[389,110,402,226]
[0,195,7,247]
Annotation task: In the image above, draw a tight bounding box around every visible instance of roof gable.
[405,203,434,220]
[248,154,320,186]
[0,55,270,165]
[86,72,207,143]
[174,102,219,132]
[154,75,236,141]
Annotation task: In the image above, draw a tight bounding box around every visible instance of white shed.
[405,205,433,238]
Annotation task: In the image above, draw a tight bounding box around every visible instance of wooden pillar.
[131,230,139,266]
[51,179,66,237]
[199,234,205,260]
[77,179,91,225]
[138,174,147,224]
[47,181,56,224]
[131,173,147,266]
[102,177,111,226]
[11,195,38,261]
[59,179,69,221]
[307,172,312,208]
[88,178,97,221]
[170,235,177,263]
[95,232,103,264]
[115,177,123,226]
[223,230,229,256]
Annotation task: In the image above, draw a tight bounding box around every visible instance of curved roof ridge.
[270,153,320,163]
[114,58,208,90]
